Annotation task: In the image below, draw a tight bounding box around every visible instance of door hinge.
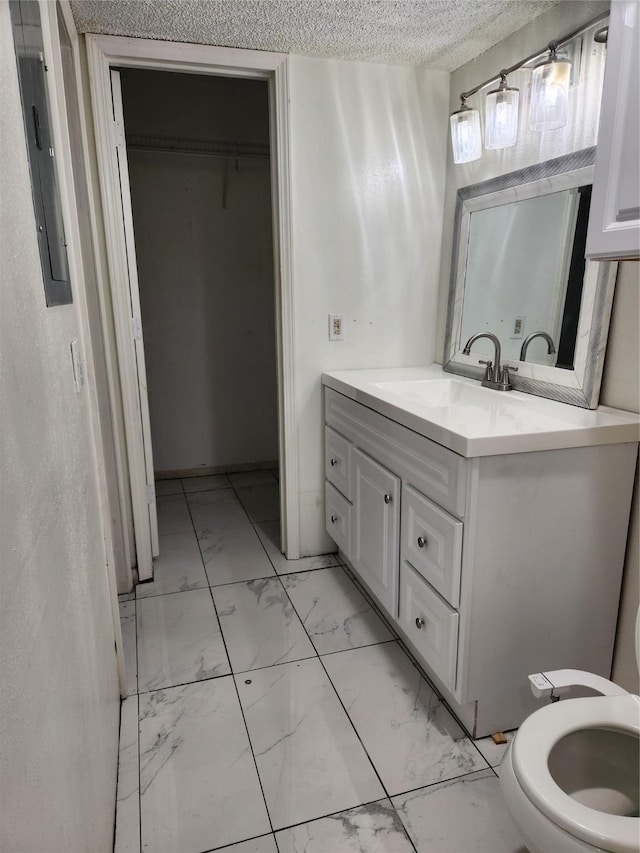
[146,483,155,503]
[132,316,142,340]
[114,118,125,148]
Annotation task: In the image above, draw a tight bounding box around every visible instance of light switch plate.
[70,338,84,393]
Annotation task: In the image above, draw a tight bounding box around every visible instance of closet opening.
[119,67,281,566]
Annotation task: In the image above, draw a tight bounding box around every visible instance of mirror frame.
[443,148,617,409]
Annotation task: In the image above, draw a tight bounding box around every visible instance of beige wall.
[0,3,120,850]
[437,0,639,692]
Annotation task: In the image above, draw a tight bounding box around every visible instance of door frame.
[40,2,126,690]
[85,34,300,563]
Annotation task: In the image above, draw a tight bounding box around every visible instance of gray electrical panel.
[10,0,72,306]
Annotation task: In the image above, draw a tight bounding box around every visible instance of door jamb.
[42,2,126,692]
[84,34,300,560]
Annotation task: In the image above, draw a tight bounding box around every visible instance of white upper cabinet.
[586,0,640,259]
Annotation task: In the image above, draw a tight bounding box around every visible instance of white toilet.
[500,615,640,853]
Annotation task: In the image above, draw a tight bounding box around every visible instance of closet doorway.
[86,36,297,585]
[122,68,278,476]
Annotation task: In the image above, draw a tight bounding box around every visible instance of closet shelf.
[126,133,269,160]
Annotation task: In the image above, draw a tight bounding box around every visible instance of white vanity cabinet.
[323,385,638,738]
[586,0,640,259]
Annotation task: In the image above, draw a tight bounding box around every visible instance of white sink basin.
[322,366,640,458]
[373,378,514,408]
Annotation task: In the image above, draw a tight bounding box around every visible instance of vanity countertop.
[322,365,640,458]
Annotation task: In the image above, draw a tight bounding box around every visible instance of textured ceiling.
[70,0,560,71]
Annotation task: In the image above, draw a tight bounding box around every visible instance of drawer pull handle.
[330,514,338,523]
[415,617,425,629]
[330,458,338,467]
[417,536,427,548]
[384,493,392,504]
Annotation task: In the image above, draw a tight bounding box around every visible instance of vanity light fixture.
[450,96,482,163]
[530,45,572,131]
[449,9,607,164]
[484,72,519,149]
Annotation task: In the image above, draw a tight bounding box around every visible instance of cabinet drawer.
[325,481,352,558]
[325,426,352,499]
[399,562,459,692]
[401,484,463,607]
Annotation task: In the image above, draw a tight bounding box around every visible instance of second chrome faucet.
[462,332,518,392]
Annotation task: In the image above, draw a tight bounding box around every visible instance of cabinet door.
[351,448,400,617]
[586,0,640,259]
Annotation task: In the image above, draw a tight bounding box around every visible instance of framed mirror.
[443,148,617,408]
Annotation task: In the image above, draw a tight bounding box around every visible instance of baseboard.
[155,460,279,480]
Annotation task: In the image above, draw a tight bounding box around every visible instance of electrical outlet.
[510,315,525,340]
[328,314,345,341]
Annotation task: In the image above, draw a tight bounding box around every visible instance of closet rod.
[126,145,269,160]
[125,133,269,160]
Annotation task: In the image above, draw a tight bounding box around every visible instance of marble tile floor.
[115,472,526,853]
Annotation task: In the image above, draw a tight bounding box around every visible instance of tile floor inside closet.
[116,470,527,853]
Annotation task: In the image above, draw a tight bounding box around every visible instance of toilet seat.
[512,694,640,853]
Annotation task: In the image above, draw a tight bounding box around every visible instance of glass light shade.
[450,107,482,164]
[485,84,519,149]
[530,57,571,131]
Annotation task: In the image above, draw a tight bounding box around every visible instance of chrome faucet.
[462,332,518,391]
[520,331,556,362]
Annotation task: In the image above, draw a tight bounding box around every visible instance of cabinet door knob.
[417,536,427,548]
[384,493,392,504]
[330,458,338,467]
[330,514,338,523]
[415,617,425,629]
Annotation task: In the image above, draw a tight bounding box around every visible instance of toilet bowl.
[501,691,639,852]
[501,611,640,852]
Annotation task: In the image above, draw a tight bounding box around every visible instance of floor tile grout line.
[279,572,495,846]
[278,584,419,853]
[201,829,278,853]
[229,480,284,574]
[212,790,425,847]
[185,478,281,580]
[385,765,503,803]
[131,638,398,694]
[339,558,494,760]
[187,486,281,851]
[133,556,343,601]
[140,475,494,849]
[139,475,280,851]
[215,607,282,852]
[187,485,381,848]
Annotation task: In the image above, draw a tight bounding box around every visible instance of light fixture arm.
[458,9,607,102]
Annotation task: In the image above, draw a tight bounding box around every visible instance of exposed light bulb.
[485,74,519,149]
[530,47,572,131]
[450,99,482,164]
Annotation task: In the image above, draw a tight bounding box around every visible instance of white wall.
[437,0,639,692]
[602,262,640,694]
[129,151,277,472]
[288,56,449,554]
[121,71,278,474]
[0,3,120,850]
